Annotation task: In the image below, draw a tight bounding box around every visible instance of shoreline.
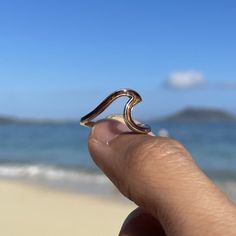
[0,180,135,236]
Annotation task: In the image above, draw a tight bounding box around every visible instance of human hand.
[88,119,236,236]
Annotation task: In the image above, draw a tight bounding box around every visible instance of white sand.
[0,180,135,236]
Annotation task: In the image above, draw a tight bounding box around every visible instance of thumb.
[88,119,236,236]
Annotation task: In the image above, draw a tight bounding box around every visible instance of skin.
[88,119,236,236]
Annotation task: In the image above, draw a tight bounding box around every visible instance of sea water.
[0,122,235,198]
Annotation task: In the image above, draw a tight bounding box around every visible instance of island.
[158,107,236,122]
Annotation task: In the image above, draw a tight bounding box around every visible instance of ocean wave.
[0,164,116,195]
[0,164,109,186]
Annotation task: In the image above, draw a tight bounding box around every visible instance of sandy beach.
[0,180,135,236]
[0,179,236,236]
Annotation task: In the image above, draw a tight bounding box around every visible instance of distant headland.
[0,116,77,124]
[158,107,236,122]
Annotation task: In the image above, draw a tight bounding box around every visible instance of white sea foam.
[0,164,108,185]
[0,164,115,196]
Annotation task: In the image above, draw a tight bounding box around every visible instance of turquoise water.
[0,122,235,194]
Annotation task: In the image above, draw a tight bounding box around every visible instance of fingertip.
[88,137,110,170]
[88,119,131,169]
[89,119,131,145]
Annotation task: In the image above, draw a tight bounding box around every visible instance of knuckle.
[126,138,158,165]
[123,138,156,179]
[125,137,191,171]
[158,138,186,157]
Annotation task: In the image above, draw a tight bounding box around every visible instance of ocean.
[0,122,236,200]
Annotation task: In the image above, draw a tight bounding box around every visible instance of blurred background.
[0,1,236,235]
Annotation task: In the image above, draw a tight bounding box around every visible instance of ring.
[80,88,151,134]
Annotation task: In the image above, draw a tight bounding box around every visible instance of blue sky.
[0,0,236,119]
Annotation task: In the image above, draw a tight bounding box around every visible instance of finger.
[119,207,166,236]
[88,119,236,236]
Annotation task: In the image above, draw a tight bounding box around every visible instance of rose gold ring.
[80,88,151,134]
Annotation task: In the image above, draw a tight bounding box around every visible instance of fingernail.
[90,119,131,145]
